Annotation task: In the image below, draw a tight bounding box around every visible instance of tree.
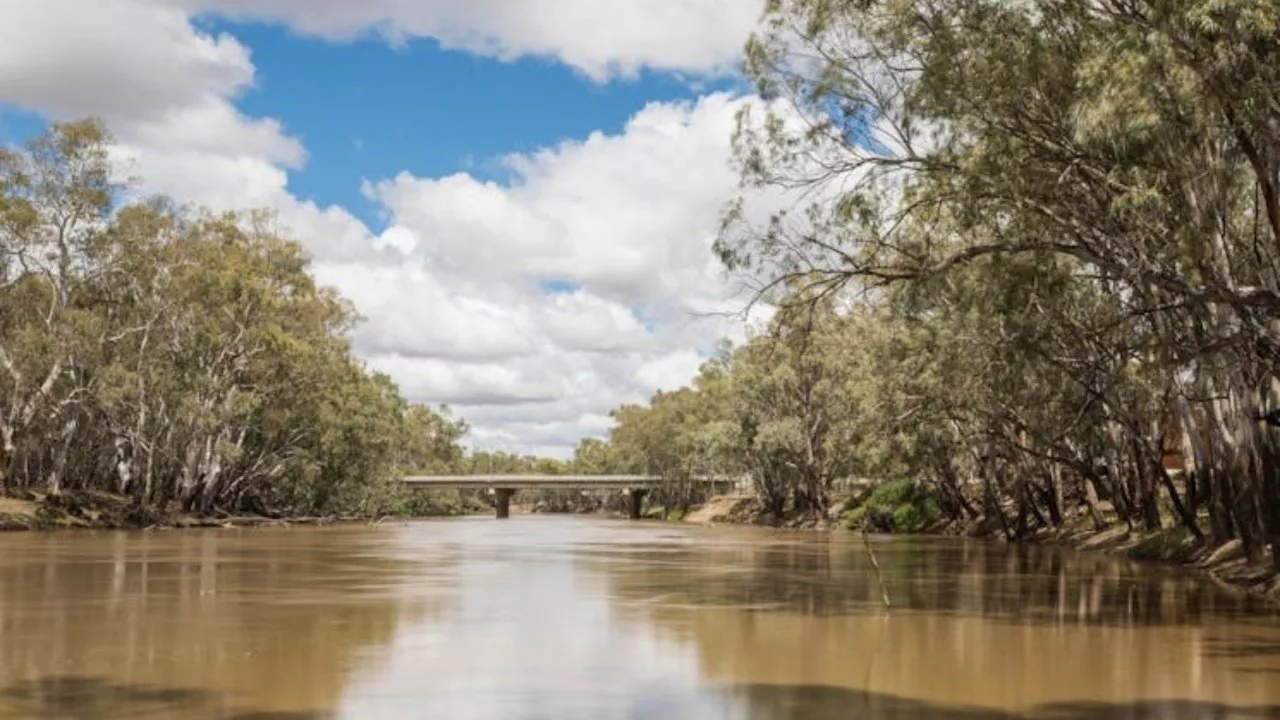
[0,119,114,495]
[711,0,1280,564]
[0,119,470,520]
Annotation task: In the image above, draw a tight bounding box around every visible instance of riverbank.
[679,492,1280,602]
[6,487,1276,603]
[0,489,617,532]
[0,490,366,532]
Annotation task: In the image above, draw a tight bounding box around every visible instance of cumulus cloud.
[367,94,762,306]
[0,0,780,457]
[636,352,707,395]
[169,0,765,81]
[348,93,784,454]
[0,0,253,121]
[0,0,308,216]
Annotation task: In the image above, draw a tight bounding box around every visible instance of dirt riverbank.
[0,490,362,532]
[0,490,611,532]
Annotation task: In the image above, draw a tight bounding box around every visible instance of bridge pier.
[494,488,515,519]
[626,488,649,520]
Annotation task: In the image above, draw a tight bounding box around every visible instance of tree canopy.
[580,0,1280,570]
[0,120,468,518]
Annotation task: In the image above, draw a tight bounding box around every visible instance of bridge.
[400,474,737,519]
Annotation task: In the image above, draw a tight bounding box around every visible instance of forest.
[0,119,469,520]
[570,0,1280,573]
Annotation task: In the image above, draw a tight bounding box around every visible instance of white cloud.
[348,93,785,453]
[537,291,651,354]
[367,94,756,307]
[367,355,566,407]
[169,0,764,81]
[313,262,539,362]
[0,0,253,121]
[636,351,707,394]
[0,0,306,217]
[0,0,782,457]
[124,97,306,168]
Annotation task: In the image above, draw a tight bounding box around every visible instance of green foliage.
[578,296,886,518]
[663,507,688,522]
[702,0,1280,559]
[839,480,941,533]
[579,0,1280,570]
[398,489,489,518]
[0,121,469,519]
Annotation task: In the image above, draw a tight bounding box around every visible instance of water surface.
[1,516,1278,719]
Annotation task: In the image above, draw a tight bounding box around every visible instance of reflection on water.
[0,517,1278,719]
[0,676,330,719]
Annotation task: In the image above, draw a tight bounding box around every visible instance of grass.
[0,496,39,530]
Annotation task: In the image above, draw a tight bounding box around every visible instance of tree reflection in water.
[595,533,1273,627]
[725,684,1280,720]
[0,676,333,719]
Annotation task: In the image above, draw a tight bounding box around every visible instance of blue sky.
[0,0,773,456]
[0,106,43,143]
[210,21,742,231]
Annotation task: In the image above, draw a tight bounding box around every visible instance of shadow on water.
[1202,636,1280,660]
[726,684,1280,720]
[598,534,1278,628]
[0,676,333,720]
[6,676,1280,720]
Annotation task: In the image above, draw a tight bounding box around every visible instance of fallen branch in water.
[862,528,891,609]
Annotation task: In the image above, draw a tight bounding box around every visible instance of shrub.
[839,479,941,533]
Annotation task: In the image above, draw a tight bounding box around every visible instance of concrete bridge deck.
[399,474,735,518]
[401,474,708,489]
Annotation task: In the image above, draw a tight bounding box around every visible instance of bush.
[398,489,489,517]
[839,479,941,533]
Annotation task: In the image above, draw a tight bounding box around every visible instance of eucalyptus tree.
[0,119,469,518]
[715,290,868,516]
[606,384,724,511]
[0,119,113,494]
[715,0,1280,562]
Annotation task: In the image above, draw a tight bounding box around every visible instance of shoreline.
[675,493,1280,604]
[0,492,626,533]
[1017,523,1280,604]
[6,490,1278,603]
[0,492,376,533]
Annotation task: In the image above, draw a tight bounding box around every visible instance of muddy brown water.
[1,516,1279,719]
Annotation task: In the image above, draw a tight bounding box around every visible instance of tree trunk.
[1083,474,1107,531]
[1131,439,1162,532]
[1214,376,1271,564]
[0,422,13,491]
[113,437,133,495]
[983,462,1013,541]
[46,416,79,497]
[1045,464,1064,527]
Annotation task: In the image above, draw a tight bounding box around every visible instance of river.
[0,517,1278,719]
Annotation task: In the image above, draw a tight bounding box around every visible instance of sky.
[0,0,779,458]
